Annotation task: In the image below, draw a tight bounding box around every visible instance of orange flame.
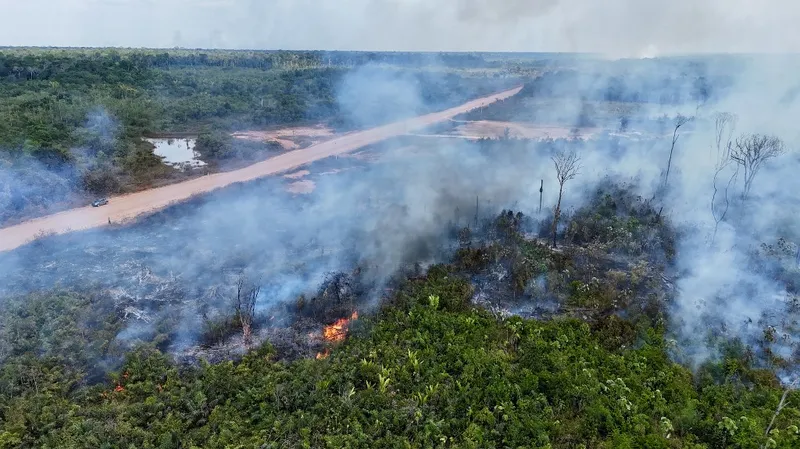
[321,311,359,343]
[323,318,349,342]
[315,311,359,359]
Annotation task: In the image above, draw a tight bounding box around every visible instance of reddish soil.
[232,125,336,150]
[0,86,522,252]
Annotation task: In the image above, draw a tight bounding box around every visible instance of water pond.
[145,137,206,168]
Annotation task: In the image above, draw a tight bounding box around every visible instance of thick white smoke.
[2,0,800,374]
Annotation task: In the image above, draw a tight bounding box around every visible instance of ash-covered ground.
[0,136,567,364]
[2,130,799,378]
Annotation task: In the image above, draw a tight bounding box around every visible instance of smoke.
[4,0,800,55]
[81,108,118,148]
[614,59,800,371]
[0,137,552,352]
[442,55,800,371]
[0,108,121,226]
[335,65,425,128]
[0,154,83,226]
[2,0,800,376]
[1,53,800,376]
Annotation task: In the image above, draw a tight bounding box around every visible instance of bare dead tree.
[551,150,581,248]
[234,275,261,347]
[713,112,737,167]
[731,133,785,200]
[710,164,738,244]
[710,112,738,244]
[663,114,692,189]
[760,378,798,449]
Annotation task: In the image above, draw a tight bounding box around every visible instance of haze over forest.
[2,1,800,448]
[4,0,800,55]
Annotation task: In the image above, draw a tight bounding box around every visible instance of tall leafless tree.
[710,112,738,244]
[713,112,737,166]
[234,275,261,346]
[663,114,692,190]
[551,150,581,248]
[731,133,785,200]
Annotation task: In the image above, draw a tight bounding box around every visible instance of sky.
[1,0,798,57]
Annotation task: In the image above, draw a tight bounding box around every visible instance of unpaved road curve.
[0,86,521,252]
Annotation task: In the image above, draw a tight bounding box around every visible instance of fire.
[315,311,359,359]
[322,318,348,342]
[322,311,359,343]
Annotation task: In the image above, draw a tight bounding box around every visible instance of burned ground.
[2,133,800,448]
[1,126,799,386]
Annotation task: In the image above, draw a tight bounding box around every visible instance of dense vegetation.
[0,49,733,226]
[1,186,798,448]
[1,50,797,447]
[3,296,798,448]
[0,49,518,225]
[0,48,520,151]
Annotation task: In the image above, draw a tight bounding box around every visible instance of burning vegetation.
[322,311,358,343]
[4,53,800,447]
[6,188,797,447]
[315,311,359,359]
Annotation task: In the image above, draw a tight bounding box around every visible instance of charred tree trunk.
[552,186,563,248]
[235,276,261,347]
[663,115,690,191]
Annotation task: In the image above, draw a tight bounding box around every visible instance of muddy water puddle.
[145,137,206,168]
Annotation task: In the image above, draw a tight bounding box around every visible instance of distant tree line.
[0,49,518,225]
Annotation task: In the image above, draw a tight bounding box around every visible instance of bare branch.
[552,150,581,186]
[550,149,581,248]
[713,112,737,170]
[709,112,738,244]
[731,133,785,200]
[234,274,261,346]
[664,114,692,189]
[710,163,738,244]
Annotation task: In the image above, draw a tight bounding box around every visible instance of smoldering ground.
[2,55,800,379]
[479,56,800,374]
[0,136,563,364]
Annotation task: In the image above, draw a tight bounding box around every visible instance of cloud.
[2,0,799,55]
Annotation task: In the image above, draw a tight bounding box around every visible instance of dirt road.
[0,86,521,252]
